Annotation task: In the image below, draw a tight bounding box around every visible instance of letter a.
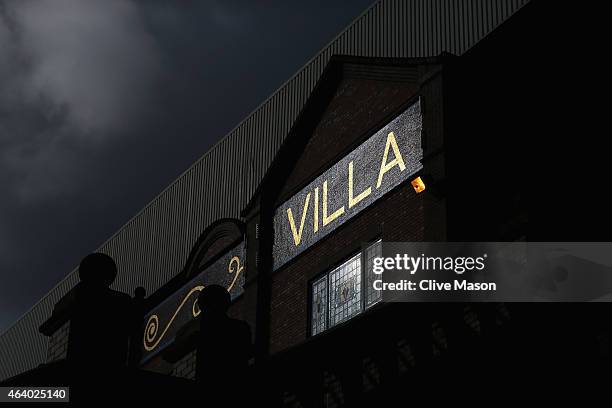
[287,192,311,246]
[376,132,406,188]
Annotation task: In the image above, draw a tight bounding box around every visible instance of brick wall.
[171,349,197,380]
[267,67,446,354]
[269,186,445,353]
[46,321,70,363]
[280,76,418,201]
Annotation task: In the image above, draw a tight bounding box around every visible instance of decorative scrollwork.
[143,285,204,351]
[227,256,244,292]
[192,297,201,317]
[142,254,244,353]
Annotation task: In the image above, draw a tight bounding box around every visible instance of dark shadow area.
[67,253,132,371]
[2,254,194,404]
[195,285,253,406]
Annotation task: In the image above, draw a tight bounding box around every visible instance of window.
[310,240,382,336]
[311,275,328,336]
[329,254,362,327]
[364,239,383,308]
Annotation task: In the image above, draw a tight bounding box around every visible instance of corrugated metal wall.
[0,0,530,381]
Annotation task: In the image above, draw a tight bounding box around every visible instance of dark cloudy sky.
[0,0,376,333]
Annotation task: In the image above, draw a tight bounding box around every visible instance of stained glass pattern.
[311,275,328,335]
[310,240,381,335]
[329,254,362,328]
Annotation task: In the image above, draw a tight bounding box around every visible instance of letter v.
[287,192,311,246]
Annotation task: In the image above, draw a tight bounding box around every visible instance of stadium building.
[1,0,539,397]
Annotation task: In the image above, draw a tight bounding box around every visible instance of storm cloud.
[1,0,160,199]
[0,0,375,332]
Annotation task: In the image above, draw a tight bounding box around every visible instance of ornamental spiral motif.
[143,285,204,351]
[142,255,244,353]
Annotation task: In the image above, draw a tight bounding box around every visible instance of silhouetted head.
[198,285,231,317]
[79,253,117,287]
[134,286,146,299]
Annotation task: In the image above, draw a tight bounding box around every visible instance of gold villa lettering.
[287,192,310,246]
[274,100,422,271]
[377,132,406,188]
[287,131,410,246]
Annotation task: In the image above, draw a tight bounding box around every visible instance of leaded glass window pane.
[329,254,362,328]
[365,239,383,308]
[311,275,328,335]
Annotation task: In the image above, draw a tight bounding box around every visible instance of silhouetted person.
[195,285,252,403]
[67,253,132,375]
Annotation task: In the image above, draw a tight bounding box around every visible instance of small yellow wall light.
[411,176,426,193]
